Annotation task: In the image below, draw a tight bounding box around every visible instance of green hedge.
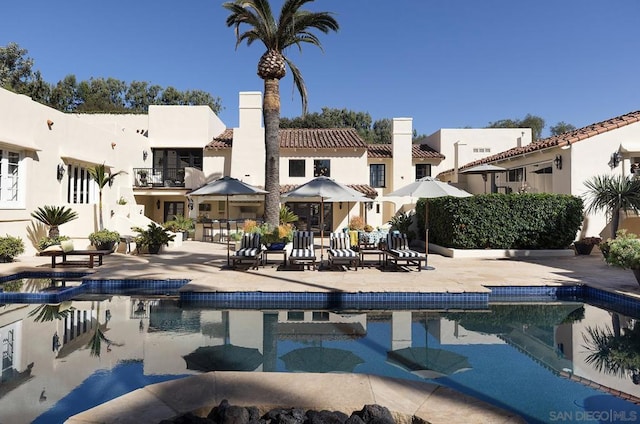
[416,193,583,249]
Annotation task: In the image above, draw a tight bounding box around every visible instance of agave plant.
[31,205,78,238]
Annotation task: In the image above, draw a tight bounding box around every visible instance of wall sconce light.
[609,151,623,169]
[554,154,562,170]
[110,210,115,217]
[156,199,161,210]
[142,150,148,161]
[188,198,194,211]
[56,163,66,181]
[47,119,54,129]
[111,142,117,149]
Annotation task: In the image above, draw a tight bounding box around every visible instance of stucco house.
[0,87,530,255]
[438,111,640,239]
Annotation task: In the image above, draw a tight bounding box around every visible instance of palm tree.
[582,322,640,381]
[223,0,339,226]
[31,205,78,238]
[583,174,640,238]
[88,163,126,230]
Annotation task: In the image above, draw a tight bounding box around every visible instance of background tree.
[583,174,640,238]
[487,113,545,141]
[224,0,339,226]
[0,42,223,114]
[550,121,576,136]
[0,42,34,93]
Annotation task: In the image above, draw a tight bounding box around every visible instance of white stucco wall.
[147,105,226,148]
[230,92,265,186]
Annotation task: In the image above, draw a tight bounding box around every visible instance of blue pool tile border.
[179,291,489,310]
[0,273,189,304]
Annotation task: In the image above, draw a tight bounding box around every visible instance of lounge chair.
[384,232,427,271]
[231,232,262,270]
[328,232,359,270]
[288,231,316,270]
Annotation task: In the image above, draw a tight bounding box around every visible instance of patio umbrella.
[280,346,364,373]
[189,176,267,267]
[386,177,472,263]
[282,176,369,264]
[386,347,471,379]
[460,164,506,193]
[183,344,263,372]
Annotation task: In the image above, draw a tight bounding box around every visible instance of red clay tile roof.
[207,129,233,150]
[367,143,444,159]
[456,110,640,171]
[280,183,377,198]
[205,128,368,150]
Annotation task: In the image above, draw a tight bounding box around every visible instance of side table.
[262,249,287,267]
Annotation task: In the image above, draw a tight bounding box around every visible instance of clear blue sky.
[2,0,639,137]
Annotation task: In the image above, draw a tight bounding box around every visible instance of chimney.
[391,118,413,190]
[238,92,262,129]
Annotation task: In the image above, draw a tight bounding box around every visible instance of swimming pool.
[0,292,639,423]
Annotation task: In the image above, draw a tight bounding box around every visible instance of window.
[67,164,97,204]
[507,167,526,183]
[369,164,385,187]
[415,164,431,180]
[473,148,491,153]
[313,159,330,177]
[289,159,305,177]
[0,149,21,207]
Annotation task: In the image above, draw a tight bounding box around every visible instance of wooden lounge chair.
[384,232,427,271]
[231,232,262,270]
[328,232,359,270]
[288,231,316,270]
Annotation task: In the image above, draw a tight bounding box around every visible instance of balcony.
[133,168,185,188]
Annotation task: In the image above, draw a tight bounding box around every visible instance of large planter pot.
[573,242,594,255]
[148,244,162,254]
[96,241,117,252]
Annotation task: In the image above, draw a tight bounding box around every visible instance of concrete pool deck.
[4,240,640,423]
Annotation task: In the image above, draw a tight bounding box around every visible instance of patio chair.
[328,232,359,270]
[231,232,263,270]
[384,232,427,271]
[288,231,316,270]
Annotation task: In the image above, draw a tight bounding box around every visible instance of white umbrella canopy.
[189,176,267,267]
[282,176,371,263]
[387,177,472,263]
[386,177,472,198]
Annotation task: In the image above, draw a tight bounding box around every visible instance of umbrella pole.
[226,194,230,267]
[320,198,324,265]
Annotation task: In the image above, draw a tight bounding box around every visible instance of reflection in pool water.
[0,297,638,424]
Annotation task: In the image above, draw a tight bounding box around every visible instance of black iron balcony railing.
[133,168,185,188]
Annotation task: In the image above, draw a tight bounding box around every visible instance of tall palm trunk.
[263,78,281,227]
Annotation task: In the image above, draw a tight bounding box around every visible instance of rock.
[352,405,394,424]
[306,410,349,424]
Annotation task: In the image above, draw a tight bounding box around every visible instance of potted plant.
[603,230,640,285]
[137,170,149,186]
[0,235,25,262]
[132,223,175,254]
[573,236,601,255]
[259,223,293,250]
[164,214,194,241]
[88,229,120,251]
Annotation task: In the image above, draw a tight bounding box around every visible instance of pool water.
[0,294,639,424]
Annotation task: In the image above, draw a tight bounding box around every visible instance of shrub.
[88,229,120,246]
[0,235,25,262]
[388,211,415,240]
[37,235,70,251]
[422,193,583,249]
[243,219,259,233]
[604,230,640,270]
[132,223,175,254]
